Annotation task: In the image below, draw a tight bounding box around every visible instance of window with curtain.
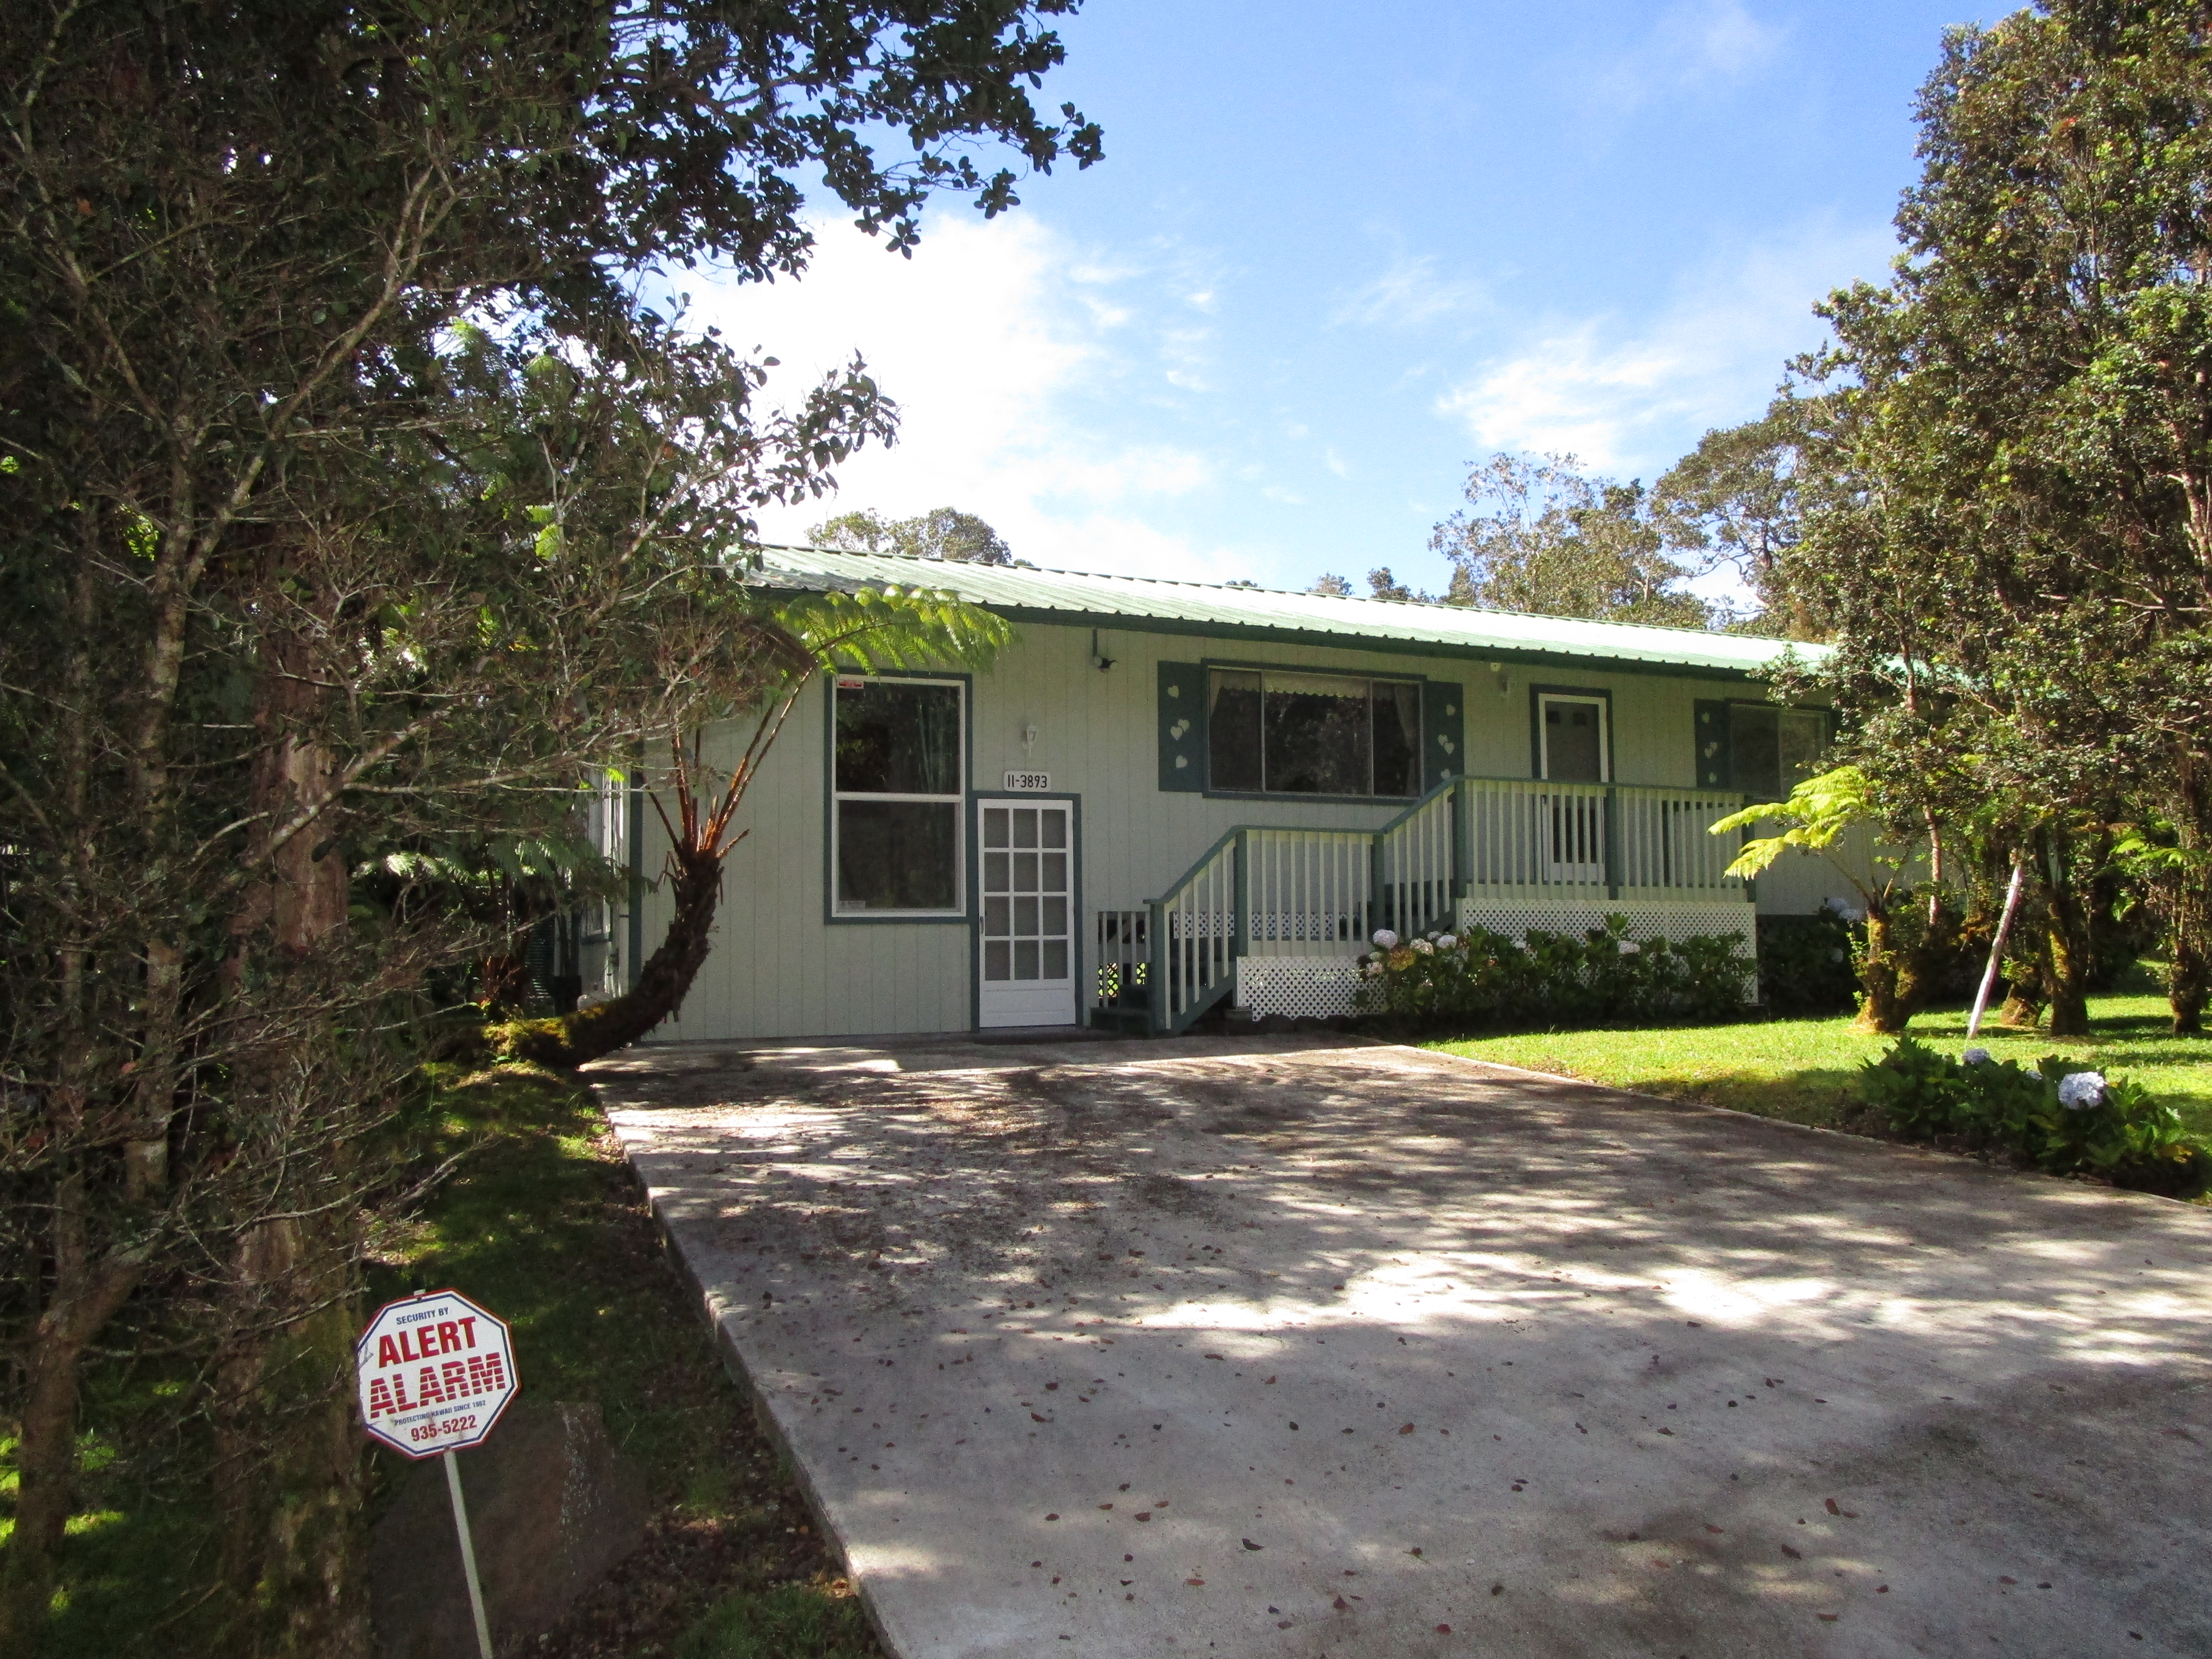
[1206,668,1421,798]
[832,678,963,913]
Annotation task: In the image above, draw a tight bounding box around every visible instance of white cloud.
[1334,252,1489,329]
[1434,218,1891,474]
[687,216,1246,582]
[1590,0,1787,112]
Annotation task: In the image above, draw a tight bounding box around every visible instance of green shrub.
[1353,914,1752,1032]
[1859,1036,2209,1195]
[1755,913,1860,1015]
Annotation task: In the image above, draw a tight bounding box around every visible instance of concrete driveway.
[588,1035,2212,1657]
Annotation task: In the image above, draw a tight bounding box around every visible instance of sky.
[695,0,2008,599]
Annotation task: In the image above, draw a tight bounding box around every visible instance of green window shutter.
[1422,681,1464,791]
[1695,699,1731,790]
[1158,662,1204,791]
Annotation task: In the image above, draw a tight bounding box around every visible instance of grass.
[1425,960,2212,1142]
[9,1060,880,1659]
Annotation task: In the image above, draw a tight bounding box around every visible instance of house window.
[832,677,963,914]
[1729,705,1827,801]
[1206,668,1420,798]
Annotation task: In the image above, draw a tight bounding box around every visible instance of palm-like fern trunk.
[524,843,724,1064]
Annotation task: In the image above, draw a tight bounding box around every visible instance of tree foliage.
[1430,453,1714,628]
[810,504,1016,563]
[0,3,1096,1649]
[1786,0,2212,1038]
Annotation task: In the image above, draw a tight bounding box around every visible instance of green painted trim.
[1527,683,1616,782]
[975,606,1780,681]
[1374,776,1457,835]
[822,669,976,927]
[625,750,644,994]
[1151,823,1244,904]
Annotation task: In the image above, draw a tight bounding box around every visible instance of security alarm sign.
[356,1289,519,1459]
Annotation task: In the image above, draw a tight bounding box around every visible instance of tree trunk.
[1893,892,1960,1022]
[210,627,371,1658]
[1851,905,1910,1033]
[2044,830,2094,1039]
[0,1240,147,1650]
[2168,769,2212,1036]
[212,1215,368,1658]
[1997,952,2047,1029]
[519,842,723,1065]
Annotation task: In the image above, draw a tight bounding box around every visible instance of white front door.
[977,799,1077,1028]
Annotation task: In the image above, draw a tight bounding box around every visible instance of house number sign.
[1003,771,1051,791]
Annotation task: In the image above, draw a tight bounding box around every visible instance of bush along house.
[587,551,1839,1041]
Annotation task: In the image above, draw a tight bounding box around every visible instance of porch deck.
[1096,775,1754,1033]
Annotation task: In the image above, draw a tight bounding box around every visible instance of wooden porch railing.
[1132,776,1750,1034]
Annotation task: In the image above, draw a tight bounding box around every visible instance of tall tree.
[812,504,1016,563]
[1653,400,1825,638]
[1792,0,2212,1036]
[0,3,1097,1649]
[1431,453,1714,627]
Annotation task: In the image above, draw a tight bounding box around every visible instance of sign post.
[357,1289,520,1659]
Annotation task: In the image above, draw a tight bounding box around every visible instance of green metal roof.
[754,547,1825,679]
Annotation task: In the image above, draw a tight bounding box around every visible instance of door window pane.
[836,801,957,910]
[836,681,961,794]
[1543,700,1605,782]
[1209,670,1263,792]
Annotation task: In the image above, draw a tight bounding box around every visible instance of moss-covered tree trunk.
[2168,769,2212,1036]
[1852,904,1910,1033]
[2043,827,2094,1039]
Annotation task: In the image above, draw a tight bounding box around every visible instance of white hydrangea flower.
[1962,1047,1992,1066]
[1617,939,1641,955]
[1412,938,1434,955]
[2056,1071,2108,1111]
[1436,934,1458,950]
[1371,929,1399,950]
[1364,961,1384,977]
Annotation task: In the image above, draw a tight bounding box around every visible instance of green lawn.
[1426,965,2212,1141]
[8,1063,878,1659]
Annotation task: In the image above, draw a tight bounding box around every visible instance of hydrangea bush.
[1859,1036,2207,1194]
[1352,914,1751,1030]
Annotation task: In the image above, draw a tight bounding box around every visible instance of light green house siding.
[625,616,1838,1043]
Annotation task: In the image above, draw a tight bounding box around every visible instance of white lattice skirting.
[1235,956,1364,1020]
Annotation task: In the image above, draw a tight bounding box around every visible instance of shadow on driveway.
[589,1036,2212,1659]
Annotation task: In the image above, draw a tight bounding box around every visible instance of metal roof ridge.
[752,544,1802,649]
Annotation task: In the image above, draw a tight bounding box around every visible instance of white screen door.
[977,800,1076,1027]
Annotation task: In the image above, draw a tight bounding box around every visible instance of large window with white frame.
[1206,666,1421,798]
[831,676,964,915]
